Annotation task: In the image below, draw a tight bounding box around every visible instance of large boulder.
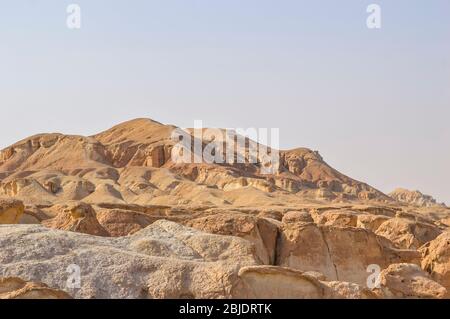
[186,213,278,265]
[96,208,160,237]
[42,202,109,237]
[0,277,72,299]
[0,199,24,224]
[376,263,447,299]
[420,232,450,292]
[313,209,359,227]
[375,218,442,249]
[0,220,259,299]
[356,214,390,232]
[276,223,421,286]
[231,266,376,299]
[282,211,313,224]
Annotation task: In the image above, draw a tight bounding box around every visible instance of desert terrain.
[0,118,449,299]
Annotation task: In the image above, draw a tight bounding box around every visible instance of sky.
[0,0,449,203]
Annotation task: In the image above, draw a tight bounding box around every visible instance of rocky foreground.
[0,118,449,299]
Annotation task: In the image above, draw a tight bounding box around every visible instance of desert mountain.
[0,118,390,207]
[389,188,446,208]
[1,118,450,299]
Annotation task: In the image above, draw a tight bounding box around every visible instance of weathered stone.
[0,198,24,224]
[0,277,72,299]
[276,223,421,286]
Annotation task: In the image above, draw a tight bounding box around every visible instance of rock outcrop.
[231,266,377,299]
[376,263,447,299]
[186,213,278,265]
[276,223,421,286]
[0,277,72,299]
[42,202,109,237]
[0,198,24,224]
[375,218,442,250]
[420,232,450,292]
[389,188,446,207]
[0,118,448,299]
[0,221,259,299]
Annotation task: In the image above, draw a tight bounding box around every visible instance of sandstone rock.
[276,223,421,286]
[0,277,72,299]
[282,211,313,224]
[42,202,109,237]
[314,209,359,227]
[0,198,24,224]
[186,213,278,265]
[377,263,447,299]
[0,220,259,298]
[356,214,390,232]
[390,188,446,207]
[420,232,450,292]
[257,211,283,221]
[231,266,376,299]
[375,218,442,249]
[96,208,161,237]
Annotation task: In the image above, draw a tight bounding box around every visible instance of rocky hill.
[0,118,449,299]
[0,118,390,207]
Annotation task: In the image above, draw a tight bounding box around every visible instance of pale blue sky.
[1,1,449,203]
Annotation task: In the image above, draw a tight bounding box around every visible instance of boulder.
[282,211,313,224]
[314,209,359,227]
[96,208,160,237]
[42,202,109,237]
[231,266,376,299]
[375,218,442,249]
[376,263,447,299]
[0,199,24,224]
[276,223,421,286]
[0,220,259,299]
[0,277,72,299]
[186,213,278,265]
[420,232,450,292]
[356,214,390,232]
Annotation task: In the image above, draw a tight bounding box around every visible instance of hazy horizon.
[1,0,449,203]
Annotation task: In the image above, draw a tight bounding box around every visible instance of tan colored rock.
[257,211,283,221]
[356,214,390,232]
[0,277,72,299]
[42,202,109,237]
[324,281,378,299]
[231,266,376,299]
[0,198,24,224]
[186,213,278,265]
[375,218,442,249]
[314,209,359,227]
[377,263,447,299]
[276,223,421,286]
[420,232,450,291]
[96,208,161,236]
[389,188,446,207]
[282,211,313,224]
[0,221,259,299]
